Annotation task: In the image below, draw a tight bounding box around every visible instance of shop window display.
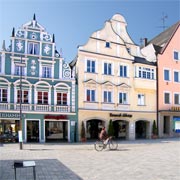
[0,120,19,142]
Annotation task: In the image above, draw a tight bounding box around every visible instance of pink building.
[143,21,180,138]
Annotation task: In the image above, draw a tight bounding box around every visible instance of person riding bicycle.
[99,127,109,144]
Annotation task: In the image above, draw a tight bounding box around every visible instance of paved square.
[0,138,179,180]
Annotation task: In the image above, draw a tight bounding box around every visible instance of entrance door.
[135,121,147,139]
[86,120,104,139]
[113,120,128,140]
[27,120,39,142]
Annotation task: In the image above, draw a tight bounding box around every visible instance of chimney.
[12,27,15,37]
[2,40,6,51]
[144,38,148,47]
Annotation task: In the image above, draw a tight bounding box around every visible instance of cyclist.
[99,127,109,144]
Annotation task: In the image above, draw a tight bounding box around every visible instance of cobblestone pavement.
[0,138,180,180]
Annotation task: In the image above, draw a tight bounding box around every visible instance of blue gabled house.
[0,14,77,143]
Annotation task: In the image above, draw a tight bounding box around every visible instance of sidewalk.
[0,138,180,180]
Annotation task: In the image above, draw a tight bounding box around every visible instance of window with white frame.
[174,93,180,105]
[174,71,180,82]
[37,91,48,104]
[87,60,95,73]
[42,66,52,78]
[104,62,112,75]
[119,92,128,104]
[164,92,170,104]
[164,69,170,81]
[0,88,7,102]
[14,65,25,76]
[174,51,180,60]
[86,89,95,102]
[138,67,154,79]
[120,65,127,77]
[138,94,145,105]
[17,90,29,103]
[57,92,67,105]
[103,91,112,103]
[28,42,39,55]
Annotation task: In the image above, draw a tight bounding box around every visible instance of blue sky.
[0,0,180,62]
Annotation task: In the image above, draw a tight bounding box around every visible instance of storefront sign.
[44,114,67,120]
[173,116,180,121]
[171,106,180,111]
[0,113,20,118]
[110,113,132,118]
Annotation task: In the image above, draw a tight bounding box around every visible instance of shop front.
[23,114,77,143]
[173,116,180,134]
[159,108,180,138]
[43,114,70,143]
[0,113,20,143]
[113,120,129,140]
[86,119,105,140]
[45,120,68,142]
[80,110,155,141]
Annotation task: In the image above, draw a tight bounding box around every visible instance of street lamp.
[15,55,26,150]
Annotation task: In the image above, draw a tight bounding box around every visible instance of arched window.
[14,79,32,104]
[0,78,10,103]
[34,81,51,105]
[54,83,70,106]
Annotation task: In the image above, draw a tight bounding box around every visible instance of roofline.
[160,21,180,54]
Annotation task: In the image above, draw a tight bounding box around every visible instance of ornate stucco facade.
[71,14,156,140]
[0,15,77,143]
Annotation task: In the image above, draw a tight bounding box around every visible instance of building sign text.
[110,113,132,118]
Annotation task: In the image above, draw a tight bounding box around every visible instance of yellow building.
[71,14,156,140]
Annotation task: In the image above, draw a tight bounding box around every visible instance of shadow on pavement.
[107,148,130,152]
[0,159,83,180]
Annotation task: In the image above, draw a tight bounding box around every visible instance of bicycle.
[94,136,118,151]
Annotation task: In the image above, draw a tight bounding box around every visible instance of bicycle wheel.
[94,140,104,151]
[109,140,118,150]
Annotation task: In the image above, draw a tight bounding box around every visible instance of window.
[138,94,145,105]
[0,89,7,102]
[174,94,180,105]
[104,91,112,103]
[86,90,95,102]
[120,65,127,77]
[37,91,48,104]
[174,71,180,82]
[127,48,131,53]
[0,55,1,73]
[104,63,112,75]
[42,66,52,78]
[57,92,67,105]
[164,69,170,81]
[87,60,95,73]
[15,65,25,76]
[164,93,170,104]
[138,67,154,79]
[28,42,39,55]
[119,92,128,104]
[105,42,110,48]
[17,90,28,103]
[174,51,180,60]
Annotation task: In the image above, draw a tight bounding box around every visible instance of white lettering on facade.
[0,113,20,118]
